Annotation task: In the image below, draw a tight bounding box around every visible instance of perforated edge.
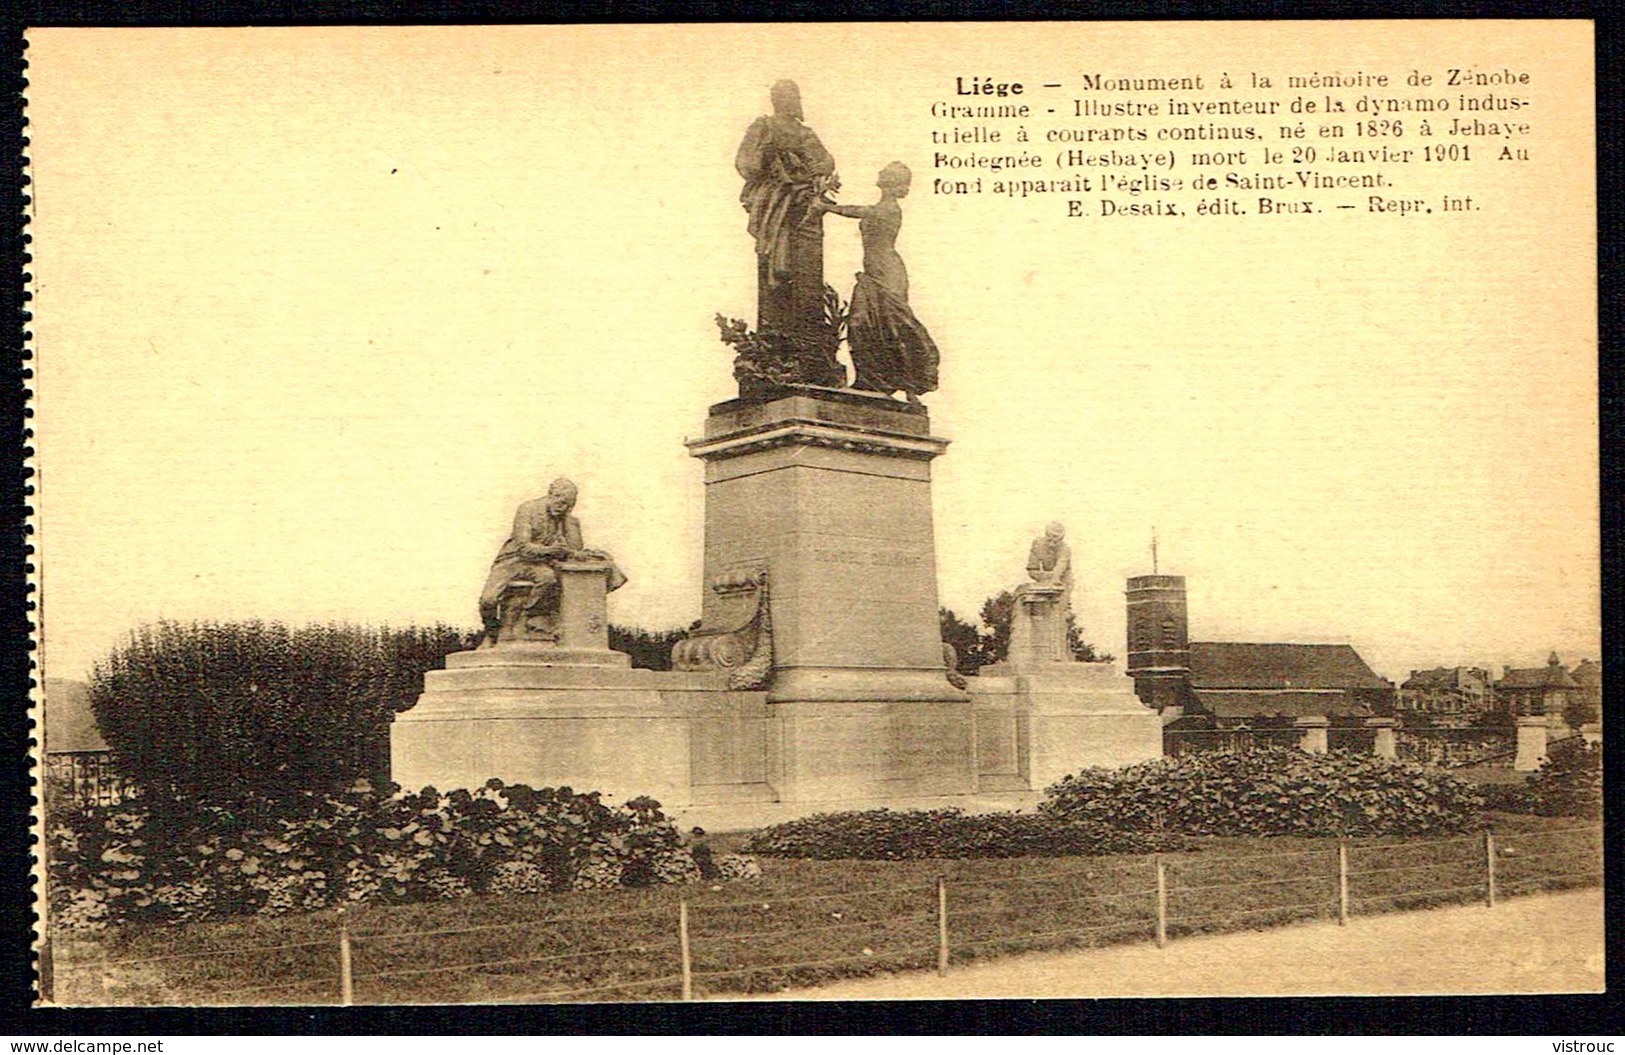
[17,26,42,1006]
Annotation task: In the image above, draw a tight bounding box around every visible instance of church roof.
[1188,642,1389,691]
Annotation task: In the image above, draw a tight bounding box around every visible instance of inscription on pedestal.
[810,546,926,567]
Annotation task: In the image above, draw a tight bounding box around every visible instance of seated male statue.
[477,477,626,645]
[1024,521,1073,596]
[1017,521,1074,661]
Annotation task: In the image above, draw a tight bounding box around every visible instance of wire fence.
[51,822,1603,1004]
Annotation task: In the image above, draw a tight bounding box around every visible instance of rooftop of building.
[1497,664,1580,690]
[1187,642,1390,691]
[1401,666,1490,691]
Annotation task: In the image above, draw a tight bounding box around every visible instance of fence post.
[1485,830,1497,909]
[1337,840,1350,926]
[679,898,693,1001]
[936,876,950,977]
[338,909,353,1007]
[1154,856,1168,949]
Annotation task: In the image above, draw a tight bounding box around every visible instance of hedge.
[1041,748,1486,837]
[89,621,472,803]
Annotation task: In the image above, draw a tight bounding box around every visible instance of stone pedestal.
[1515,714,1549,771]
[969,663,1163,790]
[687,389,971,802]
[392,651,779,807]
[1296,715,1330,754]
[1367,717,1399,760]
[1009,583,1069,666]
[555,562,614,650]
[393,561,777,806]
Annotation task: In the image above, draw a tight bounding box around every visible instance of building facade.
[1495,653,1579,719]
[1398,667,1495,726]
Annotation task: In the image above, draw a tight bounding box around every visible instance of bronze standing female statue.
[816,162,939,404]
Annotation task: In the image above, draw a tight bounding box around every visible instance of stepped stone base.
[392,646,772,807]
[969,662,1163,790]
[391,653,1161,814]
[393,387,1161,820]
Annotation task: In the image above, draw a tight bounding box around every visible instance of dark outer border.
[2,0,1618,1037]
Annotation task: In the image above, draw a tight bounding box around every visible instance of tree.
[978,591,1017,666]
[1471,705,1516,732]
[1562,693,1600,732]
[939,608,987,675]
[90,621,472,805]
[1065,618,1114,663]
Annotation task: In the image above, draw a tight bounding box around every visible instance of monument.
[731,79,844,391]
[970,524,1164,789]
[393,480,772,807]
[391,81,1158,819]
[685,85,974,803]
[816,161,940,404]
[1008,522,1074,665]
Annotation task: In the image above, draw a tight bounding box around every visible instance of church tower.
[1125,574,1191,713]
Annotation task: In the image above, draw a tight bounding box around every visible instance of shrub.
[742,808,1187,860]
[1481,739,1602,818]
[1561,695,1600,732]
[90,621,473,803]
[47,781,699,931]
[1040,748,1485,838]
[607,624,691,671]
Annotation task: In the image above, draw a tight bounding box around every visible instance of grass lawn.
[47,811,1600,1006]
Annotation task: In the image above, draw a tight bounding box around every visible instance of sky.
[28,22,1598,685]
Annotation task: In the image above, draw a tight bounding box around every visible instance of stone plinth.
[391,654,775,807]
[1515,714,1549,771]
[1367,717,1400,759]
[555,562,615,650]
[764,699,977,802]
[393,563,777,805]
[1008,583,1068,666]
[687,388,972,802]
[968,663,1162,790]
[1295,714,1330,753]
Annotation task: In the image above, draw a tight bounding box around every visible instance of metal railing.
[1396,728,1517,768]
[50,823,1602,1004]
[1163,728,1301,758]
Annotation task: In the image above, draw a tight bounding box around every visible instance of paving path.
[732,888,1604,999]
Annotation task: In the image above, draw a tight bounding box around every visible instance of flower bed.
[742,808,1188,860]
[48,781,709,931]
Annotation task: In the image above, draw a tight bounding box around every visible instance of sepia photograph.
[25,21,1601,1008]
